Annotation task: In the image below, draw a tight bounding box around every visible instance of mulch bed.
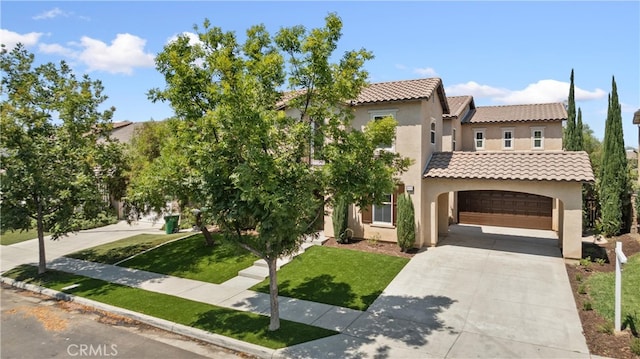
[324,233,640,358]
[322,237,417,259]
[566,233,640,359]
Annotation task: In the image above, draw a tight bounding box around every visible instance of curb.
[0,276,277,359]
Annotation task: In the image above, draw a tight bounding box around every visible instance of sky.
[2,1,639,147]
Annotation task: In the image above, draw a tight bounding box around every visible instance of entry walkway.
[2,222,593,358]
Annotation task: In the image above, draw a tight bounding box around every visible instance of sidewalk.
[1,223,597,359]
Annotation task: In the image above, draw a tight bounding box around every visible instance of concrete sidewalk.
[2,223,595,358]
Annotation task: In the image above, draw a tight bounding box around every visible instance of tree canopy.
[0,44,122,273]
[137,13,410,330]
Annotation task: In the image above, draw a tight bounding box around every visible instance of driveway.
[277,224,590,358]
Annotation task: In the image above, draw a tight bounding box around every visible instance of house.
[316,78,594,259]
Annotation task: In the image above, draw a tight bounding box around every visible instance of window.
[430,122,436,145]
[531,127,544,149]
[369,109,397,151]
[474,129,485,150]
[502,128,514,150]
[452,128,457,151]
[373,193,393,224]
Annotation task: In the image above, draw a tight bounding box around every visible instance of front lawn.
[587,252,640,327]
[0,229,49,246]
[251,246,409,311]
[66,233,189,264]
[121,234,258,284]
[2,265,337,349]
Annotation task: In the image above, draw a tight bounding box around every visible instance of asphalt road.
[1,285,249,359]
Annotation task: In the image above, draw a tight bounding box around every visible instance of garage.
[458,190,553,230]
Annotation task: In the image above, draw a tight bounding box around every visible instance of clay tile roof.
[633,109,640,125]
[444,96,474,119]
[354,78,442,104]
[464,102,567,124]
[423,151,594,182]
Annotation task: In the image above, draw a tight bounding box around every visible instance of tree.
[0,44,119,274]
[332,196,349,243]
[598,76,628,236]
[396,193,416,252]
[564,69,578,151]
[145,14,409,330]
[576,107,584,151]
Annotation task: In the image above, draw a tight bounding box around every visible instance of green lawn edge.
[0,229,50,246]
[66,232,189,264]
[3,265,337,349]
[586,252,640,325]
[251,246,409,311]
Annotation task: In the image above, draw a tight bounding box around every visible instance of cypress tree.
[332,196,350,243]
[565,69,577,150]
[576,107,584,151]
[396,193,416,252]
[598,76,628,236]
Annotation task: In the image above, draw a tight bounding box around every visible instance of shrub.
[578,283,587,295]
[396,193,416,252]
[596,320,614,334]
[583,300,593,311]
[631,337,640,356]
[575,273,583,282]
[332,197,349,244]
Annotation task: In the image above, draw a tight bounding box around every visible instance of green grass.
[251,246,409,311]
[0,229,49,246]
[587,252,640,328]
[121,234,259,284]
[2,265,337,348]
[66,233,189,264]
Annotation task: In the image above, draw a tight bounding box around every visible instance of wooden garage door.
[458,190,552,230]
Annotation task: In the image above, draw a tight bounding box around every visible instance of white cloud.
[413,67,438,77]
[38,43,78,57]
[446,81,509,98]
[77,34,155,75]
[446,79,606,105]
[0,29,44,50]
[33,8,70,20]
[497,79,606,104]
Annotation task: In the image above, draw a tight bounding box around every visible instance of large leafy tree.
[598,76,628,236]
[145,13,409,330]
[0,45,120,273]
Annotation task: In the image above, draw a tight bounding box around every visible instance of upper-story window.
[369,109,397,151]
[502,128,514,150]
[474,129,485,150]
[531,127,544,150]
[452,128,457,151]
[430,122,436,145]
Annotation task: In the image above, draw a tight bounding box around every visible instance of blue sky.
[2,1,639,146]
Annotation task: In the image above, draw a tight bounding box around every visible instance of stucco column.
[438,193,449,236]
[561,186,582,259]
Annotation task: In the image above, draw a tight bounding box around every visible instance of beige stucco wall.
[422,177,584,259]
[461,121,563,151]
[323,96,445,245]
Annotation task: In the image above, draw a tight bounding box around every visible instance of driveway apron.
[277,224,589,359]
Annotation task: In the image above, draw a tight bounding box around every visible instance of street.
[1,285,249,359]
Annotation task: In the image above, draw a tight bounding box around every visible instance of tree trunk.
[36,202,46,275]
[201,226,215,246]
[267,256,280,331]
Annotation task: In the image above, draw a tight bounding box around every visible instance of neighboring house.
[307,78,593,259]
[633,109,640,184]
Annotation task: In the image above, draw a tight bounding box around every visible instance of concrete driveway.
[277,224,590,358]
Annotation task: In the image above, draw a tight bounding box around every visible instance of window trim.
[474,128,486,150]
[531,127,545,150]
[502,128,514,150]
[372,193,393,225]
[430,121,436,146]
[452,128,457,151]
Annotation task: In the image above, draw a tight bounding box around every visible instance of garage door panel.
[458,191,552,230]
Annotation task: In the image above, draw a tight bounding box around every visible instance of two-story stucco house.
[319,78,594,259]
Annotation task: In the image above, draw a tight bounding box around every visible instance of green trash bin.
[164,215,179,234]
